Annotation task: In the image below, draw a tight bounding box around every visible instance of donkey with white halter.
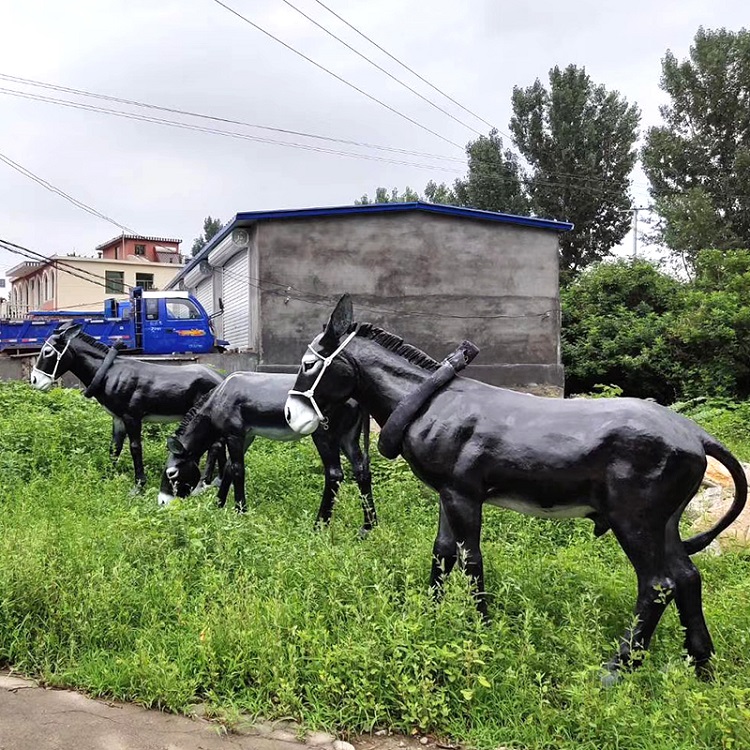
[30,323,225,489]
[285,295,747,683]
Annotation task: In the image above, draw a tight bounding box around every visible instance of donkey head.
[30,323,83,391]
[285,294,357,435]
[158,435,202,505]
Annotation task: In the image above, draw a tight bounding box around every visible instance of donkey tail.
[683,437,748,556]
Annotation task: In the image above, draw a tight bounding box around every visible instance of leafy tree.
[511,64,640,280]
[562,253,750,402]
[423,180,456,205]
[562,260,682,402]
[452,129,530,215]
[641,27,750,270]
[192,216,224,257]
[354,187,420,205]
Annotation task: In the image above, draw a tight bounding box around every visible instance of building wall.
[99,237,181,264]
[10,259,182,313]
[255,212,563,389]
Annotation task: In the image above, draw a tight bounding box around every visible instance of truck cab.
[136,290,219,354]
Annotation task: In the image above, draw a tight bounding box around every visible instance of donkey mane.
[174,390,213,438]
[354,323,441,372]
[71,330,114,355]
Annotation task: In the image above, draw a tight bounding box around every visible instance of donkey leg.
[110,417,126,462]
[666,518,715,678]
[201,440,224,487]
[122,415,146,490]
[216,466,232,509]
[340,430,377,536]
[311,432,344,528]
[605,512,675,681]
[226,436,247,513]
[429,502,458,600]
[437,486,487,620]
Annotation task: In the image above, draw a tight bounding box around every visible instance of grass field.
[1,382,750,749]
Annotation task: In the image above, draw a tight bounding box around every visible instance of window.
[166,299,201,320]
[0,278,5,288]
[134,244,146,256]
[145,298,159,320]
[105,270,125,294]
[135,272,154,290]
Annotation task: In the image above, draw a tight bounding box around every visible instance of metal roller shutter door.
[221,251,249,350]
[194,278,213,316]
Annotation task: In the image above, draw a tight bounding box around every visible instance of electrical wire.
[209,0,464,150]
[0,86,459,171]
[0,87,643,203]
[0,72,654,193]
[310,0,496,132]
[0,150,137,233]
[278,0,484,137]
[0,72,464,164]
[0,237,126,288]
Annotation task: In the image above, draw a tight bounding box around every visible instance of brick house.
[6,235,185,316]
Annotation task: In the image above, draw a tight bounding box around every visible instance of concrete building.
[167,202,573,393]
[6,235,185,315]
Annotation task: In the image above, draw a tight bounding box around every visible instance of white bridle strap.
[288,328,359,422]
[31,335,71,383]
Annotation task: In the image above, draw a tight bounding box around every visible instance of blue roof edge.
[168,201,573,289]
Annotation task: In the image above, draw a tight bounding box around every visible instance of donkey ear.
[167,436,185,455]
[62,323,83,340]
[322,294,353,343]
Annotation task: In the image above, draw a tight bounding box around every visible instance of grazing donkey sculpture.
[285,295,747,682]
[29,323,225,489]
[158,371,378,534]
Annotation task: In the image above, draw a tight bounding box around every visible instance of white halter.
[288,329,359,427]
[31,334,72,384]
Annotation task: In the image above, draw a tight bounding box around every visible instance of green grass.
[1,381,750,749]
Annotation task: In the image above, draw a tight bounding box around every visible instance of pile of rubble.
[686,456,750,553]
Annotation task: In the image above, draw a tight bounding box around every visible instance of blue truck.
[0,287,227,355]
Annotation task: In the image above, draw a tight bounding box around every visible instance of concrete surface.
[0,672,317,750]
[0,673,437,750]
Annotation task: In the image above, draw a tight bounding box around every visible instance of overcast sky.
[0,0,747,283]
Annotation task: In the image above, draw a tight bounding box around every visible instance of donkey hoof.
[695,660,714,682]
[129,485,144,498]
[358,526,372,540]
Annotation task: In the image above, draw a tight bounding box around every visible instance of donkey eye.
[303,360,317,372]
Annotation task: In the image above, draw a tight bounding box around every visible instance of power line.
[0,150,136,233]
[278,0,484,137]
[0,88,645,204]
[0,72,655,193]
[310,0,495,132]
[0,87,458,171]
[209,0,464,150]
[0,72,464,164]
[0,238,122,288]
[0,240,122,293]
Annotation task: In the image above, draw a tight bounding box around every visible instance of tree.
[510,64,640,280]
[354,187,420,205]
[423,180,456,205]
[562,260,683,402]
[641,27,750,270]
[452,129,529,215]
[192,216,224,257]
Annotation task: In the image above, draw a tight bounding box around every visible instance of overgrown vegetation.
[1,382,750,749]
[562,252,750,402]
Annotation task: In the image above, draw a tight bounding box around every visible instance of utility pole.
[626,206,651,258]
